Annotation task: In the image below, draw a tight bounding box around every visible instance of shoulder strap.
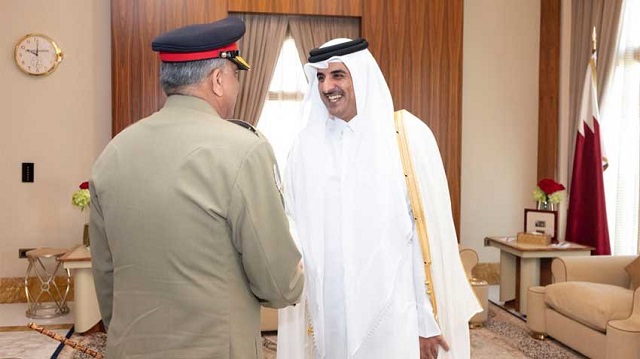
[228,119,258,136]
[393,110,439,322]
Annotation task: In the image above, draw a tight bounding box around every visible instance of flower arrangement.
[71,181,90,211]
[533,178,565,204]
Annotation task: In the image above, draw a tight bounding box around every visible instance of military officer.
[90,16,304,358]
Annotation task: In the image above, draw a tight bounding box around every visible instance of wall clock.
[14,33,63,76]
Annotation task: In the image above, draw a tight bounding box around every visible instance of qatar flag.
[565,52,611,255]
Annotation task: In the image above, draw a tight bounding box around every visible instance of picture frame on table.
[524,208,558,241]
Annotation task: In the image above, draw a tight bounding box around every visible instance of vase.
[536,201,556,211]
[82,223,90,247]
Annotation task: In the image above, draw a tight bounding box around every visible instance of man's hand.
[419,335,449,359]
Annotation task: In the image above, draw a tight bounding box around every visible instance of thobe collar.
[326,114,361,134]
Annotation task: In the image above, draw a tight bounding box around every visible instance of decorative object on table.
[524,209,558,242]
[71,181,91,247]
[516,232,552,245]
[533,178,565,211]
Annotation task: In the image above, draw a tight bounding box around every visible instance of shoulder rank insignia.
[228,119,258,136]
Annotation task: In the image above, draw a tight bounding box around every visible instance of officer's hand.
[419,335,449,359]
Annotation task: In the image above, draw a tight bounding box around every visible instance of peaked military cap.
[151,17,250,70]
[308,38,368,63]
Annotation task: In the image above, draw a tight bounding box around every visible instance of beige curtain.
[231,14,288,125]
[567,0,623,181]
[289,16,360,68]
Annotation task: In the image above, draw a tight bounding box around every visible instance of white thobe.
[278,42,481,357]
[277,112,481,359]
[323,117,350,357]
[319,116,439,358]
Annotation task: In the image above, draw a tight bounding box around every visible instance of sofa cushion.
[624,256,640,290]
[545,281,633,332]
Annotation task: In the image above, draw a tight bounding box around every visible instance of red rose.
[79,181,89,190]
[537,178,565,194]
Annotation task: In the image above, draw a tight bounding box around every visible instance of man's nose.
[320,80,335,94]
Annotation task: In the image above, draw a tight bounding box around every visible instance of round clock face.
[14,34,63,76]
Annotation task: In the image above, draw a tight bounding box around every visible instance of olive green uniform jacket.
[90,95,304,358]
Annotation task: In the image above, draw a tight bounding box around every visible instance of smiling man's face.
[316,62,357,122]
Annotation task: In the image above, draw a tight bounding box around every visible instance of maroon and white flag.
[565,52,611,255]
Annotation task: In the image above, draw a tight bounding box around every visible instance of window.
[256,35,309,173]
[602,0,640,255]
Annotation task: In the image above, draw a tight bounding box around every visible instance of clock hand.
[35,40,39,56]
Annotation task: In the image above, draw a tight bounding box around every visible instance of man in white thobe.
[278,38,482,359]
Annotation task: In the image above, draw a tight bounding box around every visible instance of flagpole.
[591,27,598,92]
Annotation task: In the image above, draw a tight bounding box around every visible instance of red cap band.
[159,42,238,62]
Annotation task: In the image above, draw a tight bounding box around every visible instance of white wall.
[0,0,111,277]
[461,0,542,261]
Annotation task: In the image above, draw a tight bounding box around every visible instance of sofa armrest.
[526,286,547,337]
[606,287,640,359]
[551,255,636,287]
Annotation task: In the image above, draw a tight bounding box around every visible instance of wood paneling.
[228,0,361,17]
[363,0,464,234]
[537,0,560,180]
[111,0,464,232]
[111,0,227,136]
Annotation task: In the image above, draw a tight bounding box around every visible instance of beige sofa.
[527,255,640,359]
[260,245,489,331]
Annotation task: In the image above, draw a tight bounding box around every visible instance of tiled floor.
[0,302,74,359]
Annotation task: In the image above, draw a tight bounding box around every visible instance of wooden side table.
[60,245,103,333]
[485,236,593,315]
[25,248,71,318]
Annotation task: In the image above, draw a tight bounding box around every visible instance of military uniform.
[90,17,303,359]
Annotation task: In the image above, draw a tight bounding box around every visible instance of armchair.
[527,255,640,359]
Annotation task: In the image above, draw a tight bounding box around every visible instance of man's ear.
[210,68,224,97]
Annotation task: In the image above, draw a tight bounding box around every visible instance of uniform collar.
[164,94,220,118]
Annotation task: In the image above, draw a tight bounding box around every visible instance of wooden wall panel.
[537,0,560,181]
[363,0,464,234]
[228,0,362,17]
[111,0,227,136]
[111,0,464,232]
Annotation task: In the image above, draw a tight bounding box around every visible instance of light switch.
[22,163,34,182]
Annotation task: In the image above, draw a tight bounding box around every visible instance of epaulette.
[228,119,258,136]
